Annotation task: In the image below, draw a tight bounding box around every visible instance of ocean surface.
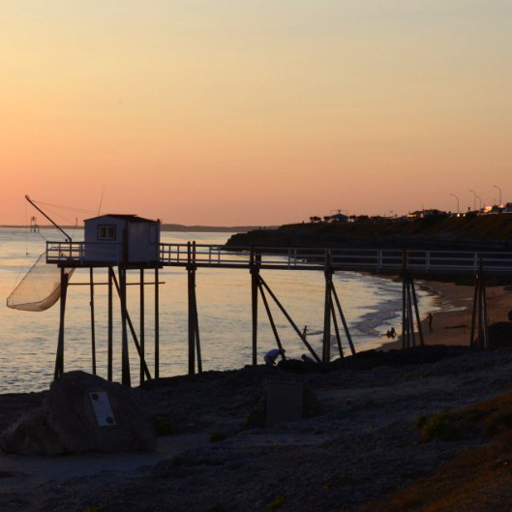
[0,227,437,394]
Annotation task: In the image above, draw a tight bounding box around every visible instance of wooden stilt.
[410,276,425,345]
[119,268,131,386]
[140,268,145,385]
[482,274,489,349]
[329,291,343,358]
[193,293,202,373]
[250,248,259,366]
[402,251,408,349]
[54,268,68,380]
[330,283,356,356]
[89,267,97,375]
[187,242,196,375]
[258,275,321,362]
[322,271,332,363]
[407,275,416,347]
[402,276,407,349]
[108,267,113,381]
[477,277,483,348]
[155,267,160,379]
[111,271,152,380]
[469,274,478,347]
[257,279,286,357]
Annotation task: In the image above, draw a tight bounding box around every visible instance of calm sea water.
[0,227,436,394]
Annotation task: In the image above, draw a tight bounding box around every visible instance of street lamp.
[493,185,502,206]
[469,189,477,211]
[450,193,460,214]
[476,195,482,210]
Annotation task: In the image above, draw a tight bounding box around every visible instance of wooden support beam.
[410,276,425,346]
[406,278,416,347]
[251,252,259,366]
[89,268,97,375]
[469,274,478,347]
[110,271,152,381]
[322,272,332,363]
[258,275,321,363]
[140,269,145,385]
[257,280,286,357]
[477,271,483,349]
[401,277,408,349]
[401,251,408,349]
[192,275,203,373]
[108,267,113,381]
[329,290,344,358]
[330,283,356,356]
[54,268,68,380]
[482,275,489,349]
[187,242,196,375]
[155,267,160,379]
[119,268,131,386]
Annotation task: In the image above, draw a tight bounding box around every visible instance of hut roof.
[84,214,159,224]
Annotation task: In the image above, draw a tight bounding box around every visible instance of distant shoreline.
[0,224,276,233]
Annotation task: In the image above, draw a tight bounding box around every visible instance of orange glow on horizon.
[1,1,511,226]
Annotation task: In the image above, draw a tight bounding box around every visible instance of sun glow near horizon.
[1,1,511,225]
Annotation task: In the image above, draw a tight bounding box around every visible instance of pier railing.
[46,241,512,274]
[159,244,512,274]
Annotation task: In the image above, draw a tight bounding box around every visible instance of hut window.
[98,225,116,240]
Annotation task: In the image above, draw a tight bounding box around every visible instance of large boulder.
[0,371,156,455]
[0,408,66,455]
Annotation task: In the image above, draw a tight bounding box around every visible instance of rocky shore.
[2,345,512,512]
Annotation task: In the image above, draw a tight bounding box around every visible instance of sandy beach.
[379,280,512,350]
[1,280,512,512]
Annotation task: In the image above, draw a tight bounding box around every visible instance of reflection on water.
[0,227,436,394]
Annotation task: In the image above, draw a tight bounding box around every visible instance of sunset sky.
[1,1,511,226]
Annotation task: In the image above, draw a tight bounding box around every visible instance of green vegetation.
[266,496,285,511]
[364,389,512,512]
[420,411,463,442]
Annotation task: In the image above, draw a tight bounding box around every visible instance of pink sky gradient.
[1,1,511,226]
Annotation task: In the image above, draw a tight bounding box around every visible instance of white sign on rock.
[89,391,117,427]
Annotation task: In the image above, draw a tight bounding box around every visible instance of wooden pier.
[46,241,512,385]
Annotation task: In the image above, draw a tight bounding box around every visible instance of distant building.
[330,213,348,223]
[84,214,160,265]
[407,209,446,219]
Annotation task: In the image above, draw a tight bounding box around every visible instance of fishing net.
[6,252,74,312]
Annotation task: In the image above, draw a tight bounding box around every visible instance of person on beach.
[428,313,433,332]
[264,348,285,367]
[386,327,396,339]
[302,325,308,339]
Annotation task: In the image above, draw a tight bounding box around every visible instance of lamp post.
[450,193,460,214]
[493,185,502,206]
[476,195,482,210]
[469,189,477,211]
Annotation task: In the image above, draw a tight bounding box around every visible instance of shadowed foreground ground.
[1,346,512,512]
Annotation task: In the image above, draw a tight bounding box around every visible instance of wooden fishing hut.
[52,214,162,387]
